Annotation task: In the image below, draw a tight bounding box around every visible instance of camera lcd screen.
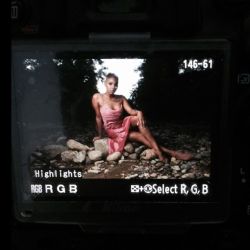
[12,40,231,222]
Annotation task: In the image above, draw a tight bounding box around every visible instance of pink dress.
[100,103,132,154]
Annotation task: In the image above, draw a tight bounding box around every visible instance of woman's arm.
[122,96,145,127]
[92,93,103,140]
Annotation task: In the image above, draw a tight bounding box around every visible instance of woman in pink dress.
[92,73,193,161]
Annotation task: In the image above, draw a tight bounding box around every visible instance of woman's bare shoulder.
[92,93,101,101]
[116,94,126,101]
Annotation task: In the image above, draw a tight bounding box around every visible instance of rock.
[85,156,92,165]
[132,165,139,171]
[196,173,203,179]
[58,165,66,169]
[125,174,138,179]
[204,173,210,178]
[88,169,101,174]
[56,136,67,144]
[90,166,101,171]
[128,153,137,160]
[174,173,181,178]
[61,150,86,163]
[150,173,158,178]
[91,166,101,171]
[131,142,140,148]
[171,165,180,171]
[121,155,125,160]
[150,160,156,164]
[32,151,43,158]
[124,143,134,153]
[181,173,195,179]
[157,176,169,179]
[200,151,210,157]
[108,160,117,165]
[140,149,156,160]
[172,170,178,175]
[170,157,180,165]
[61,150,76,162]
[104,169,109,174]
[43,145,68,159]
[164,163,170,168]
[180,164,191,170]
[123,152,129,157]
[66,139,89,151]
[200,160,209,166]
[94,138,109,157]
[88,150,103,161]
[181,169,187,174]
[107,152,122,161]
[190,165,200,172]
[32,163,44,168]
[135,145,146,155]
[189,161,197,166]
[118,159,137,164]
[95,160,105,166]
[155,162,164,168]
[73,151,86,163]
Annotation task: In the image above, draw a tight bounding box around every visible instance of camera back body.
[11,0,250,231]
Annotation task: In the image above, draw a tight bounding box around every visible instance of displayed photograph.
[12,51,220,180]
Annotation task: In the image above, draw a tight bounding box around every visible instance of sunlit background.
[94,59,144,99]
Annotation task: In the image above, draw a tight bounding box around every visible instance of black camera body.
[11,0,250,235]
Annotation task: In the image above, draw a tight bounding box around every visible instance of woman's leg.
[130,116,165,161]
[160,146,193,160]
[129,116,193,161]
[128,131,152,148]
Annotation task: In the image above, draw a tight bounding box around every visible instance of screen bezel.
[11,39,232,225]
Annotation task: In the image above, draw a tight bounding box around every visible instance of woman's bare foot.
[154,149,166,162]
[173,150,193,161]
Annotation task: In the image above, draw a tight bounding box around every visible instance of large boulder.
[128,153,137,160]
[61,150,76,162]
[73,151,86,163]
[140,149,156,160]
[94,138,109,157]
[88,150,103,161]
[124,143,134,153]
[66,139,89,151]
[61,150,86,163]
[42,145,68,159]
[106,152,122,162]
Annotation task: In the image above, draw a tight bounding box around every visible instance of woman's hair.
[106,73,119,84]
